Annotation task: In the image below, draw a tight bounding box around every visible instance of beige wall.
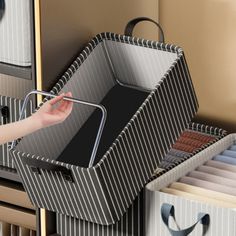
[40,0,159,91]
[160,0,236,132]
[40,0,236,131]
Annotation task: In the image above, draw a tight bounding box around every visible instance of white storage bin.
[0,0,31,66]
[146,134,236,236]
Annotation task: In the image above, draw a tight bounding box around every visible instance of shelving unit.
[0,63,32,80]
[0,0,160,235]
[0,166,21,183]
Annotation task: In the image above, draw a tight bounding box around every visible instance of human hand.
[31,92,73,129]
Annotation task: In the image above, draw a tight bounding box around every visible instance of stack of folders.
[159,129,219,170]
[161,145,236,208]
[0,222,36,236]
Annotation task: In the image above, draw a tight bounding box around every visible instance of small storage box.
[11,32,198,225]
[145,134,236,236]
[0,0,31,66]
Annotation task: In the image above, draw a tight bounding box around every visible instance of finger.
[49,93,65,105]
[65,92,72,98]
[64,98,73,115]
[57,92,73,112]
[57,99,69,112]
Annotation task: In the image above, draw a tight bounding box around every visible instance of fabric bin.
[54,123,226,236]
[0,95,33,168]
[0,0,31,66]
[145,133,236,236]
[10,29,198,225]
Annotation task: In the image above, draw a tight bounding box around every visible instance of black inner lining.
[57,84,149,167]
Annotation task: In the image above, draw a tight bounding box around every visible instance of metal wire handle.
[10,90,107,168]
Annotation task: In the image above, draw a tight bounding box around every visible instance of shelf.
[0,165,21,183]
[0,62,32,80]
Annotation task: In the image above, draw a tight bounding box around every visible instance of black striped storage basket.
[55,123,227,236]
[0,95,33,168]
[11,32,198,225]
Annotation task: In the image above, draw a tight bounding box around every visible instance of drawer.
[0,0,31,66]
[0,202,36,230]
[0,179,34,210]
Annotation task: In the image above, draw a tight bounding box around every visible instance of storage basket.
[0,0,31,66]
[10,19,198,225]
[0,95,33,168]
[145,134,236,236]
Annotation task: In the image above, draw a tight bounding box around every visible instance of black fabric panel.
[57,85,148,167]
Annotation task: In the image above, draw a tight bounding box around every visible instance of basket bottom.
[57,84,149,167]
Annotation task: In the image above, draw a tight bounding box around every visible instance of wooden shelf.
[0,62,32,80]
[0,165,21,183]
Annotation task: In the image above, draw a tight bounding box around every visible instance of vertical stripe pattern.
[0,0,31,66]
[56,192,143,236]
[11,33,198,225]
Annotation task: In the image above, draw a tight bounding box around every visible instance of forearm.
[0,117,42,145]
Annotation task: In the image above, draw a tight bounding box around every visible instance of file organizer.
[145,134,236,236]
[0,0,31,66]
[54,123,226,236]
[10,29,198,225]
[0,95,33,168]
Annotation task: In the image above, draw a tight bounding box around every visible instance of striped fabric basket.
[0,95,33,168]
[10,18,198,225]
[55,123,227,236]
[0,0,31,66]
[145,133,236,236]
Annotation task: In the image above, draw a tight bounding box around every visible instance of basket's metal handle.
[124,17,165,43]
[10,90,107,168]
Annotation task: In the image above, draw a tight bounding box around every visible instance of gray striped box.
[11,32,198,225]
